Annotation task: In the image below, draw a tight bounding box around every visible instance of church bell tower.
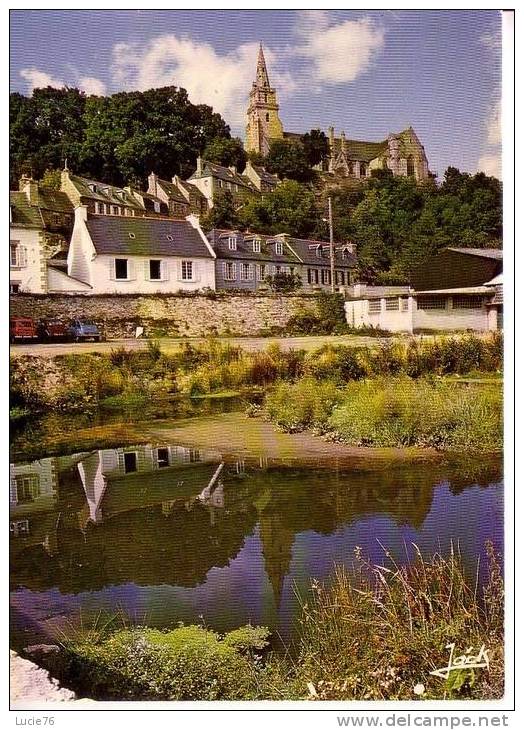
[245,44,284,156]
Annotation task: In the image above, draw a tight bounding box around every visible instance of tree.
[301,129,329,167]
[39,168,61,190]
[265,271,302,293]
[200,190,239,231]
[239,180,320,238]
[203,137,247,171]
[265,139,314,183]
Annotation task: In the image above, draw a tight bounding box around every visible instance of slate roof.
[85,216,214,258]
[333,138,389,162]
[251,165,279,186]
[448,248,503,260]
[34,189,74,213]
[156,178,190,204]
[207,229,356,268]
[10,192,43,228]
[190,161,258,192]
[68,174,144,210]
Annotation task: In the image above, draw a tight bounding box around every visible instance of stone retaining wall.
[10,293,317,338]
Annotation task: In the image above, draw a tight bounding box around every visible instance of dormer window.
[154,201,161,213]
[252,238,261,253]
[275,241,284,255]
[315,245,322,258]
[228,236,237,251]
[88,184,97,193]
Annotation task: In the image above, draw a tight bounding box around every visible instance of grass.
[57,544,503,701]
[266,377,502,452]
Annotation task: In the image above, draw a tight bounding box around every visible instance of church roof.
[255,44,271,88]
[334,138,389,162]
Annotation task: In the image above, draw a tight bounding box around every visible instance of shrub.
[265,377,342,432]
[304,345,366,382]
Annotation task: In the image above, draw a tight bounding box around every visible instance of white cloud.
[112,35,295,131]
[486,100,501,146]
[20,67,64,92]
[477,154,501,179]
[294,14,385,84]
[78,76,106,96]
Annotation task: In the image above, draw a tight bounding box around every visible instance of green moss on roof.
[10,192,42,228]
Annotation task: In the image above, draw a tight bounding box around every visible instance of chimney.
[196,156,203,176]
[346,241,357,255]
[20,176,39,206]
[148,172,157,196]
[229,165,237,175]
[172,174,180,184]
[186,213,201,229]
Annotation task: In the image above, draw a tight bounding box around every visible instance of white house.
[67,207,216,293]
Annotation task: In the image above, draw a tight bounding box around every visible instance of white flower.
[413,683,426,696]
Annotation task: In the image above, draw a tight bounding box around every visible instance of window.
[314,269,319,284]
[10,520,29,537]
[218,180,223,188]
[321,269,331,285]
[257,264,266,280]
[157,447,170,468]
[307,269,313,284]
[252,238,261,253]
[53,213,61,225]
[417,296,446,310]
[128,232,136,240]
[125,208,132,216]
[105,204,111,215]
[400,298,409,312]
[406,155,415,177]
[123,452,137,474]
[88,184,97,192]
[275,241,284,255]
[149,260,161,280]
[115,258,128,280]
[96,202,104,214]
[154,201,161,213]
[15,474,40,504]
[189,449,202,463]
[339,271,345,285]
[240,263,254,281]
[181,260,193,280]
[385,298,399,311]
[360,162,367,177]
[315,246,322,258]
[112,206,120,216]
[228,236,237,251]
[10,242,26,268]
[10,283,20,294]
[452,296,484,309]
[223,261,237,281]
[368,300,381,314]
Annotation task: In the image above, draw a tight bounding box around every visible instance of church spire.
[256,43,270,88]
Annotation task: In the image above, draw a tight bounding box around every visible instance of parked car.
[9,317,38,343]
[37,318,68,342]
[68,319,102,342]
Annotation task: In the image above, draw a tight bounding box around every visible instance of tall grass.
[293,542,503,700]
[266,377,502,451]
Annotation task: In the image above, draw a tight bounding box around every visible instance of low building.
[66,209,216,294]
[10,177,74,293]
[207,228,357,291]
[344,248,503,332]
[188,158,259,209]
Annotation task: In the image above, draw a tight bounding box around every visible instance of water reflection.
[10,442,503,644]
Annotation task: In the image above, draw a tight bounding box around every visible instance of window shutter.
[110,258,116,280]
[177,260,183,282]
[161,260,169,281]
[232,263,237,280]
[193,261,200,282]
[222,261,228,279]
[20,247,27,267]
[128,260,136,281]
[144,260,150,281]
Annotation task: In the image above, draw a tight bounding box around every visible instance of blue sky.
[10,9,502,179]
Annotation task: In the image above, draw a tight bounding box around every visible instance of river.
[10,405,503,650]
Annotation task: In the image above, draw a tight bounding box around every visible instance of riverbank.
[37,544,503,702]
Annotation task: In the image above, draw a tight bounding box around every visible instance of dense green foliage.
[62,546,503,700]
[202,136,247,171]
[265,138,316,182]
[10,85,232,187]
[238,179,320,237]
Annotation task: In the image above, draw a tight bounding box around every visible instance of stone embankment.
[10,650,77,704]
[10,293,318,339]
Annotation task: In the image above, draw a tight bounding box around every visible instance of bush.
[304,345,366,382]
[64,624,268,700]
[265,377,342,432]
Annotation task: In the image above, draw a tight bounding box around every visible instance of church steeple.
[245,43,284,156]
[256,44,270,88]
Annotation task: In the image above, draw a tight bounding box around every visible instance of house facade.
[188,158,258,209]
[67,208,216,294]
[10,177,74,293]
[207,229,357,292]
[243,160,279,193]
[344,249,503,332]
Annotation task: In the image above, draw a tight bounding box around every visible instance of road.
[10,334,397,357]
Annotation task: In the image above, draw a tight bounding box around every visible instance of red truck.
[9,317,38,343]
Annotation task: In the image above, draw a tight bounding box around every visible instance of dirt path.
[10,334,395,358]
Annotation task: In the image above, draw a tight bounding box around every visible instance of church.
[245,45,431,182]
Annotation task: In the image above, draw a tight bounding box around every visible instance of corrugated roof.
[86,216,214,258]
[448,247,503,260]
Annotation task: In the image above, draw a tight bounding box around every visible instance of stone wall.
[10,293,318,338]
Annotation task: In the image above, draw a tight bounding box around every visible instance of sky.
[10,9,502,179]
